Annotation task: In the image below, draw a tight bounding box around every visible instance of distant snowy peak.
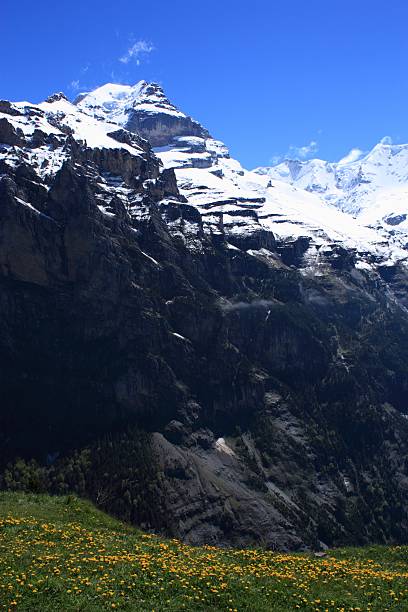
[254,142,408,210]
[256,158,337,193]
[254,143,408,248]
[76,81,210,147]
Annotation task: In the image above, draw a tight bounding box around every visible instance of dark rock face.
[276,236,311,266]
[126,112,209,148]
[124,83,210,147]
[1,101,408,552]
[384,213,407,226]
[0,118,25,146]
[45,92,69,104]
[0,100,23,116]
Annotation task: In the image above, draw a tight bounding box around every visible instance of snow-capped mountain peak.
[75,81,186,121]
[74,81,147,114]
[254,141,408,250]
[1,80,408,285]
[72,82,408,267]
[76,81,209,146]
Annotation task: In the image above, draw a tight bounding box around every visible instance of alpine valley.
[1,81,408,551]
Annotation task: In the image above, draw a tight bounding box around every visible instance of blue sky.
[2,0,408,168]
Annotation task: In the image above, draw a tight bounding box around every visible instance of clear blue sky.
[2,0,408,168]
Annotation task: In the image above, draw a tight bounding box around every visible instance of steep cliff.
[0,85,408,551]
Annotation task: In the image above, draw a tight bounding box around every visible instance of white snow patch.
[15,197,42,214]
[171,332,187,341]
[140,250,159,266]
[97,205,115,217]
[343,477,354,493]
[215,437,236,456]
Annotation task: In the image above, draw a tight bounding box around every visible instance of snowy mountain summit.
[75,81,408,275]
[255,142,408,251]
[1,80,408,298]
[76,81,209,146]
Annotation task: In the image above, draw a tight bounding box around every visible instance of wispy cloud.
[270,140,319,165]
[119,40,154,65]
[337,137,392,166]
[338,148,364,165]
[67,65,91,93]
[270,154,284,165]
[288,140,318,159]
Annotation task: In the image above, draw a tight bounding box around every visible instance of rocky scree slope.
[0,84,408,551]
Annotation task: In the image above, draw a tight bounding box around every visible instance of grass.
[0,493,407,611]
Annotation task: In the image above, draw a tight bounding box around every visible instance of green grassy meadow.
[0,492,407,611]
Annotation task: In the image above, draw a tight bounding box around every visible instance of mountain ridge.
[74,82,408,270]
[1,80,408,550]
[254,141,408,251]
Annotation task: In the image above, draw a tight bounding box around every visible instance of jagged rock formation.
[0,83,408,551]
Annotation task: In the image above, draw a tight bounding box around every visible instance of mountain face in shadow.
[0,85,408,550]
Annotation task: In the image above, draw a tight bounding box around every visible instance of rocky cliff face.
[1,84,408,551]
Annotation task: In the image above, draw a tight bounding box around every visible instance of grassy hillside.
[0,493,407,611]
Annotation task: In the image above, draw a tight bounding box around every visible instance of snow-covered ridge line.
[1,81,408,274]
[1,94,151,153]
[254,143,408,252]
[0,93,155,188]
